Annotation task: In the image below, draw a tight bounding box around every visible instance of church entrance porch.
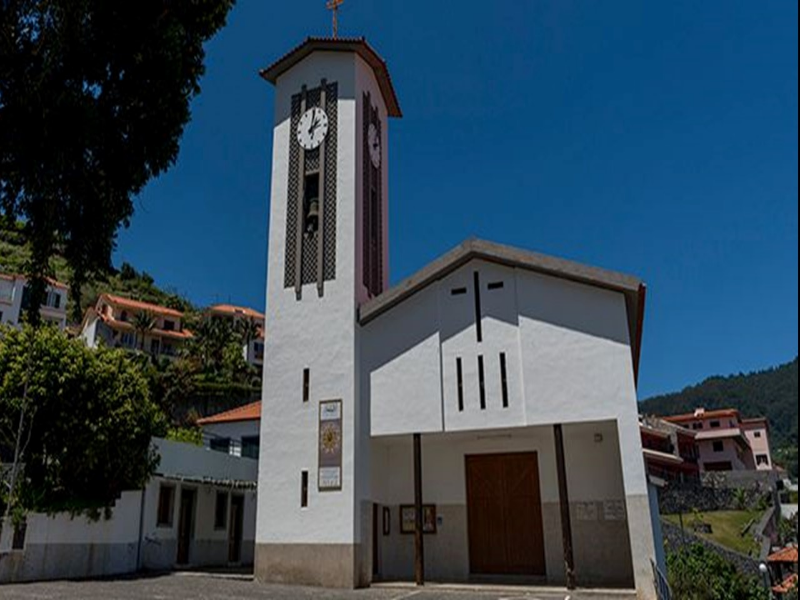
[369,421,637,591]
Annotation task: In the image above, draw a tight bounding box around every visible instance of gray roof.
[358,239,647,383]
[260,37,402,118]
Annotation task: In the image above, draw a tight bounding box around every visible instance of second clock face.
[368,123,381,168]
[297,107,329,151]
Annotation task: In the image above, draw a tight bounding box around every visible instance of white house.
[207,304,266,368]
[0,438,257,583]
[0,273,68,330]
[254,37,660,598]
[198,401,262,459]
[80,293,193,358]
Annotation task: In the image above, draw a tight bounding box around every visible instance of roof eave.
[358,238,645,384]
[259,37,402,118]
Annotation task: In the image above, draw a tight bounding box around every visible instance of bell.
[306,198,320,232]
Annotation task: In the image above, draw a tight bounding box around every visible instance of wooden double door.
[466,452,546,576]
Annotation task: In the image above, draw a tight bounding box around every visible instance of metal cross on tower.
[326,0,344,38]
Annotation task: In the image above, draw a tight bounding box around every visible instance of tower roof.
[259,37,402,118]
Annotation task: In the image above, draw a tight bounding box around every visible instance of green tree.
[0,325,166,517]
[0,0,235,323]
[667,544,770,600]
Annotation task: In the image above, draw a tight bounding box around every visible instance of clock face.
[297,107,329,151]
[368,123,381,168]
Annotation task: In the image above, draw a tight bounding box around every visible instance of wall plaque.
[318,400,343,491]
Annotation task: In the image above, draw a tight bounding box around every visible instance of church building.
[255,37,660,599]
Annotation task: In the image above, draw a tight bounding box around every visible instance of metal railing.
[652,559,672,600]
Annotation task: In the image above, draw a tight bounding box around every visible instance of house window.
[692,423,703,430]
[120,332,135,348]
[754,431,762,438]
[713,441,725,453]
[253,342,265,359]
[214,492,228,530]
[710,421,721,429]
[150,339,161,355]
[210,437,231,454]
[756,454,770,466]
[120,311,129,322]
[242,436,260,460]
[156,485,175,527]
[163,320,175,332]
[303,368,310,403]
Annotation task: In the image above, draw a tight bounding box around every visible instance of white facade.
[255,39,658,598]
[0,274,68,330]
[80,294,192,359]
[201,418,261,458]
[0,438,257,583]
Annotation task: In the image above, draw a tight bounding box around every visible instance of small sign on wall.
[318,400,343,491]
[400,505,437,534]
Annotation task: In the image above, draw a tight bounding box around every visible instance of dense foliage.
[0,0,235,321]
[139,316,260,425]
[667,544,770,600]
[0,325,166,517]
[641,358,799,477]
[0,222,194,319]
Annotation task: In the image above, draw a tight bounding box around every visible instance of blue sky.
[115,0,798,399]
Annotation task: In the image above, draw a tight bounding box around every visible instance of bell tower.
[256,38,401,588]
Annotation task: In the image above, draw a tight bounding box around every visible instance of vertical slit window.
[500,353,509,408]
[473,272,483,343]
[478,355,486,410]
[301,471,309,508]
[456,358,464,412]
[303,368,310,403]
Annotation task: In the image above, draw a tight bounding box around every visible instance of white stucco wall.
[258,51,389,553]
[141,477,257,570]
[202,420,261,457]
[0,277,67,330]
[743,425,773,470]
[370,421,635,586]
[362,260,655,596]
[0,439,258,583]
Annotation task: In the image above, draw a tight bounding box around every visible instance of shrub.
[667,544,770,600]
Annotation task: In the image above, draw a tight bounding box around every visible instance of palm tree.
[236,318,261,347]
[133,310,157,352]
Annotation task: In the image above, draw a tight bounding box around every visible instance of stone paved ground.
[0,572,628,600]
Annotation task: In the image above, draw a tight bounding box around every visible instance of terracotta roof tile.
[209,304,265,320]
[768,545,799,563]
[665,408,741,423]
[773,573,798,594]
[102,294,184,318]
[197,401,262,425]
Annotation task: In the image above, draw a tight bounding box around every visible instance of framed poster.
[399,505,437,534]
[318,400,343,491]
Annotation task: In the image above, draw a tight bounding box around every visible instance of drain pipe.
[136,486,147,571]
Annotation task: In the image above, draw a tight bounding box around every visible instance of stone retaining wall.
[661,519,761,578]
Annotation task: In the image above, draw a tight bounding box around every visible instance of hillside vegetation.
[0,222,193,320]
[641,358,798,477]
